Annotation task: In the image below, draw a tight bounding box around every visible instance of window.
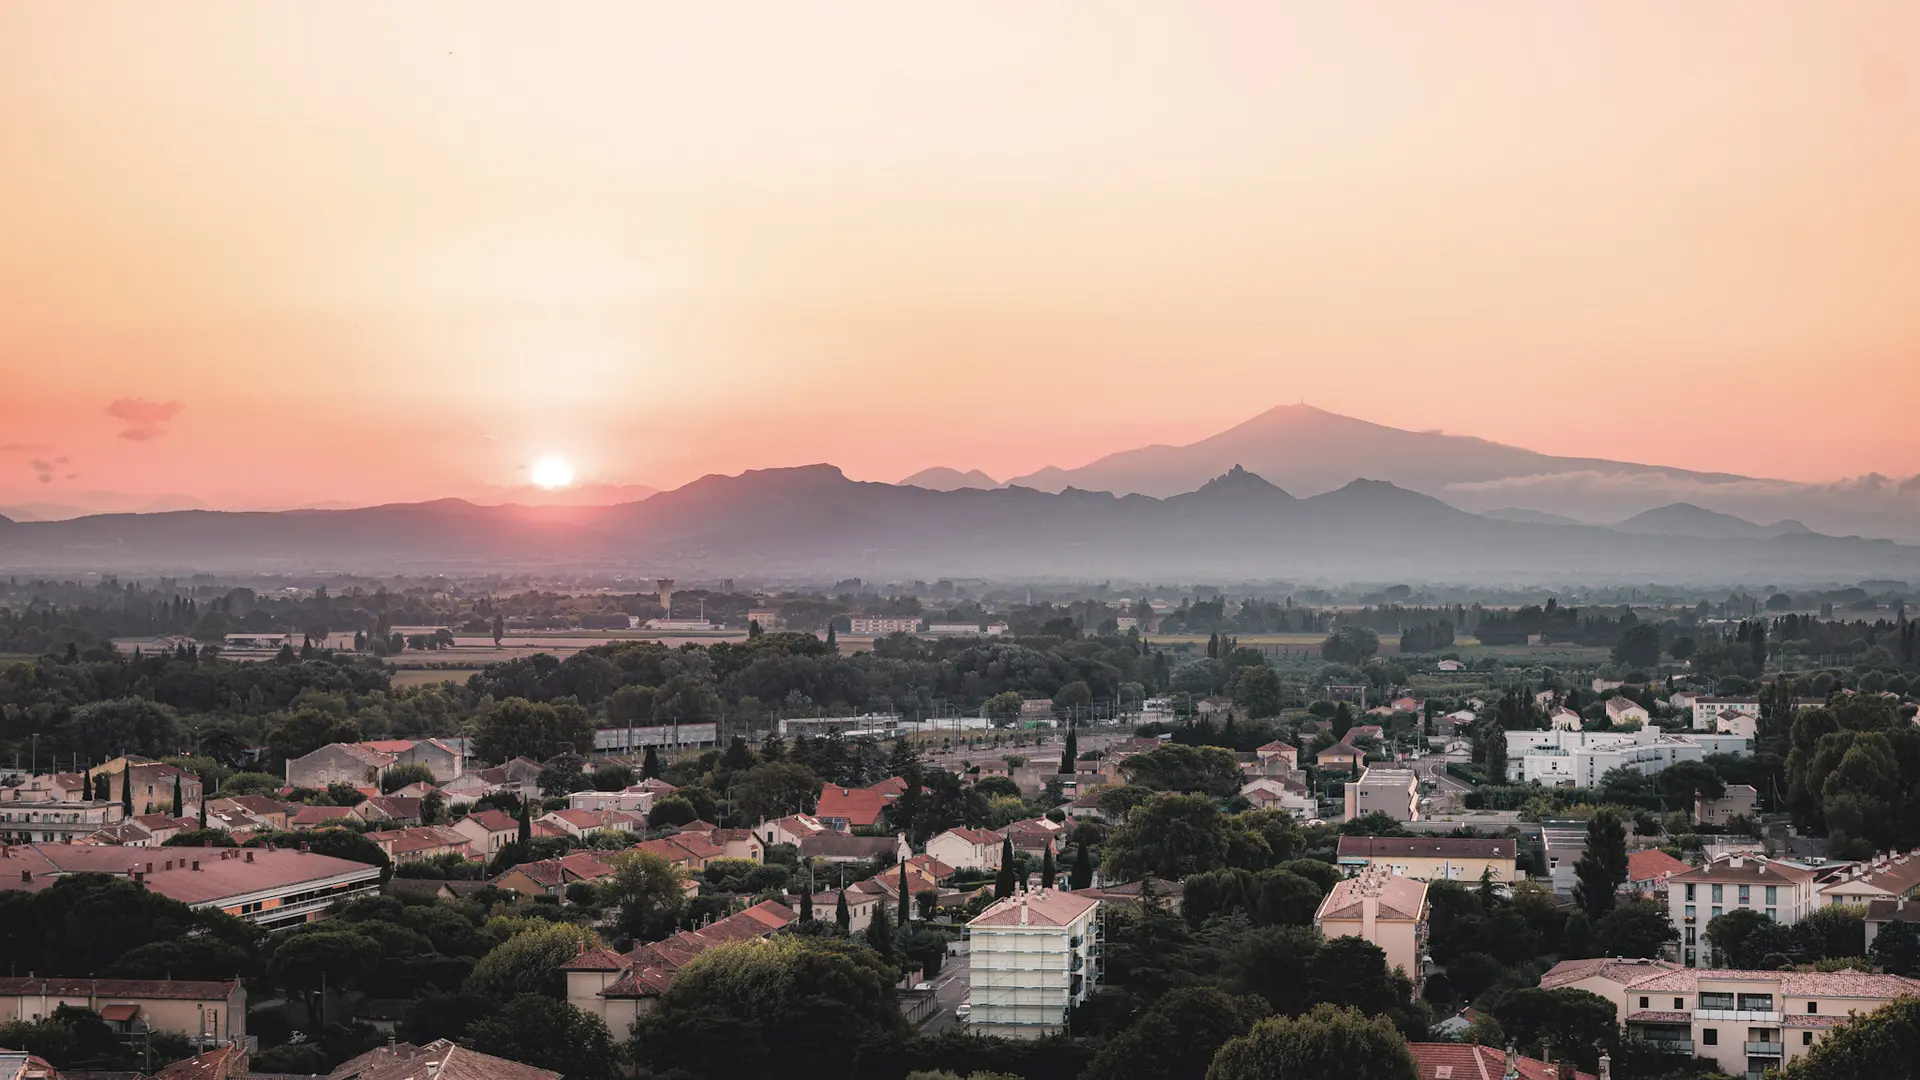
[1702,1029,1717,1046]
[1807,1002,1818,1014]
[1739,885,1750,904]
[1712,906,1723,919]
[1766,886,1778,905]
[1675,998,1685,1010]
[1712,884,1724,902]
[1686,884,1697,901]
[1737,994,1774,1011]
[1766,908,1777,922]
[1803,1032,1813,1046]
[1700,993,1736,1010]
[1640,997,1650,1009]
[1686,904,1697,921]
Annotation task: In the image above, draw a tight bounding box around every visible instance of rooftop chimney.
[1598,1053,1611,1080]
[1558,1062,1576,1080]
[191,860,201,871]
[244,851,254,863]
[21,870,30,882]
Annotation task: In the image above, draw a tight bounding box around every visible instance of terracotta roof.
[601,900,797,998]
[907,853,956,879]
[1316,868,1428,922]
[814,783,895,828]
[327,1040,556,1080]
[291,805,357,826]
[0,977,237,1001]
[1669,854,1815,885]
[1865,898,1920,924]
[1621,968,1920,998]
[1406,1043,1594,1080]
[458,810,519,833]
[939,827,1003,846]
[797,832,899,859]
[362,796,423,819]
[1337,836,1517,861]
[1627,849,1691,884]
[356,740,422,755]
[1821,851,1920,897]
[1256,741,1297,753]
[322,744,398,768]
[557,944,627,972]
[0,844,379,906]
[369,826,468,856]
[969,888,1099,928]
[1539,957,1681,990]
[868,776,909,796]
[152,1047,247,1080]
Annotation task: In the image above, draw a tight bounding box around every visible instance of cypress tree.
[994,836,1016,898]
[1070,841,1093,890]
[826,624,838,648]
[517,799,532,844]
[1041,846,1056,888]
[121,770,134,816]
[641,746,661,780]
[801,887,815,923]
[82,768,92,802]
[171,774,183,817]
[834,889,848,932]
[1059,723,1078,775]
[866,902,894,965]
[198,792,208,829]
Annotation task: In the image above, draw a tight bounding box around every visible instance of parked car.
[955,1002,971,1021]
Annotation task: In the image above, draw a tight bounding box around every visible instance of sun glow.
[530,455,575,490]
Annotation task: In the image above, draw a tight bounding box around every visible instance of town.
[3,579,1918,1080]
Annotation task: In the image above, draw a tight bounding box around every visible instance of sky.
[1,2,1916,513]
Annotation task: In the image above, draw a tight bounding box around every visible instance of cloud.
[0,442,52,455]
[106,398,185,440]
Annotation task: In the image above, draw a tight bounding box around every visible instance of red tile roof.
[0,977,237,1001]
[969,888,1099,928]
[1406,1044,1594,1080]
[459,810,519,833]
[814,783,895,828]
[151,1046,248,1080]
[601,900,796,999]
[1627,848,1691,884]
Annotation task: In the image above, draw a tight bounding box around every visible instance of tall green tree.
[866,901,895,967]
[516,799,532,845]
[1060,723,1079,775]
[995,837,1016,899]
[1778,996,1920,1080]
[899,861,911,924]
[1206,1005,1417,1080]
[1573,810,1628,917]
[834,889,848,932]
[171,774,183,817]
[1071,842,1094,890]
[596,850,688,943]
[464,995,617,1080]
[1081,986,1268,1080]
[641,746,661,780]
[1870,921,1920,977]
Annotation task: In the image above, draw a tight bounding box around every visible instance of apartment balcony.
[1744,1042,1783,1057]
[1639,1039,1694,1054]
[1696,1010,1783,1023]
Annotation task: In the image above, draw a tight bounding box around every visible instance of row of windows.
[1684,883,1780,905]
[1638,992,1826,1015]
[1697,1029,1815,1047]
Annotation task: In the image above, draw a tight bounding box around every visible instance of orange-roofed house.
[1406,1043,1594,1080]
[1625,848,1692,900]
[451,810,522,859]
[1314,867,1430,993]
[535,808,641,840]
[814,780,900,832]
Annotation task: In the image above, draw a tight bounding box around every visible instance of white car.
[955,1002,972,1021]
[914,982,934,992]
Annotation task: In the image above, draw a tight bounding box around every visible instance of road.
[920,940,972,1032]
[1412,753,1473,811]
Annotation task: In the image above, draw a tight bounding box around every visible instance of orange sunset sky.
[2,3,1916,512]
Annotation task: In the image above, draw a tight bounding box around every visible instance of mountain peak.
[1191,464,1292,498]
[899,466,998,491]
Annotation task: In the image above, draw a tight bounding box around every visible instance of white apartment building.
[966,889,1102,1039]
[1692,698,1761,731]
[849,616,920,635]
[1667,854,1819,967]
[0,797,124,844]
[1343,767,1419,823]
[1504,728,1749,787]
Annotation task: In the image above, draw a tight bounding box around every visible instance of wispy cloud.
[107,398,185,441]
[0,442,53,455]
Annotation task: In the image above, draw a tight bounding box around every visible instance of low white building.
[567,786,657,816]
[849,616,919,635]
[926,827,1004,872]
[1504,728,1749,787]
[1691,697,1761,732]
[1604,697,1650,726]
[967,889,1101,1039]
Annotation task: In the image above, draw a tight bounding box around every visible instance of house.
[926,828,1005,872]
[757,814,828,849]
[1347,724,1385,743]
[536,808,642,840]
[571,900,796,1029]
[1604,697,1650,725]
[129,814,198,846]
[967,889,1102,1039]
[355,796,423,826]
[440,760,539,805]
[1695,785,1758,826]
[1534,690,1559,708]
[1818,848,1920,908]
[1864,896,1920,952]
[1549,706,1582,731]
[1691,697,1761,732]
[451,810,522,859]
[354,739,464,783]
[289,804,360,830]
[567,786,656,815]
[814,780,900,831]
[682,826,764,863]
[1196,697,1233,716]
[94,759,205,817]
[366,826,471,865]
[0,977,245,1044]
[1405,1044,1594,1080]
[1555,960,1920,1078]
[849,616,919,635]
[1436,659,1465,672]
[0,844,382,930]
[325,1040,557,1080]
[634,834,724,873]
[1391,696,1421,713]
[0,1048,61,1080]
[1667,854,1820,966]
[791,887,882,932]
[81,821,157,847]
[1241,776,1316,819]
[204,796,292,831]
[1343,767,1418,823]
[1314,868,1430,994]
[492,851,621,897]
[906,852,958,884]
[1254,741,1299,770]
[797,830,910,864]
[1000,818,1065,857]
[1313,742,1363,774]
[285,744,396,791]
[1071,878,1184,914]
[152,1044,248,1080]
[1335,835,1517,883]
[1625,848,1692,899]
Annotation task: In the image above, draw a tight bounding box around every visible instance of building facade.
[1343,767,1418,823]
[1313,867,1430,994]
[1667,855,1819,967]
[1335,836,1517,883]
[1504,728,1749,787]
[966,889,1102,1040]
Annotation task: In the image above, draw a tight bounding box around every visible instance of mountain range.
[3,462,1917,583]
[910,404,1920,542]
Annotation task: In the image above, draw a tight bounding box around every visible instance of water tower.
[657,579,675,617]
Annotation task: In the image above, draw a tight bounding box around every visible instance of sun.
[530,454,575,490]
